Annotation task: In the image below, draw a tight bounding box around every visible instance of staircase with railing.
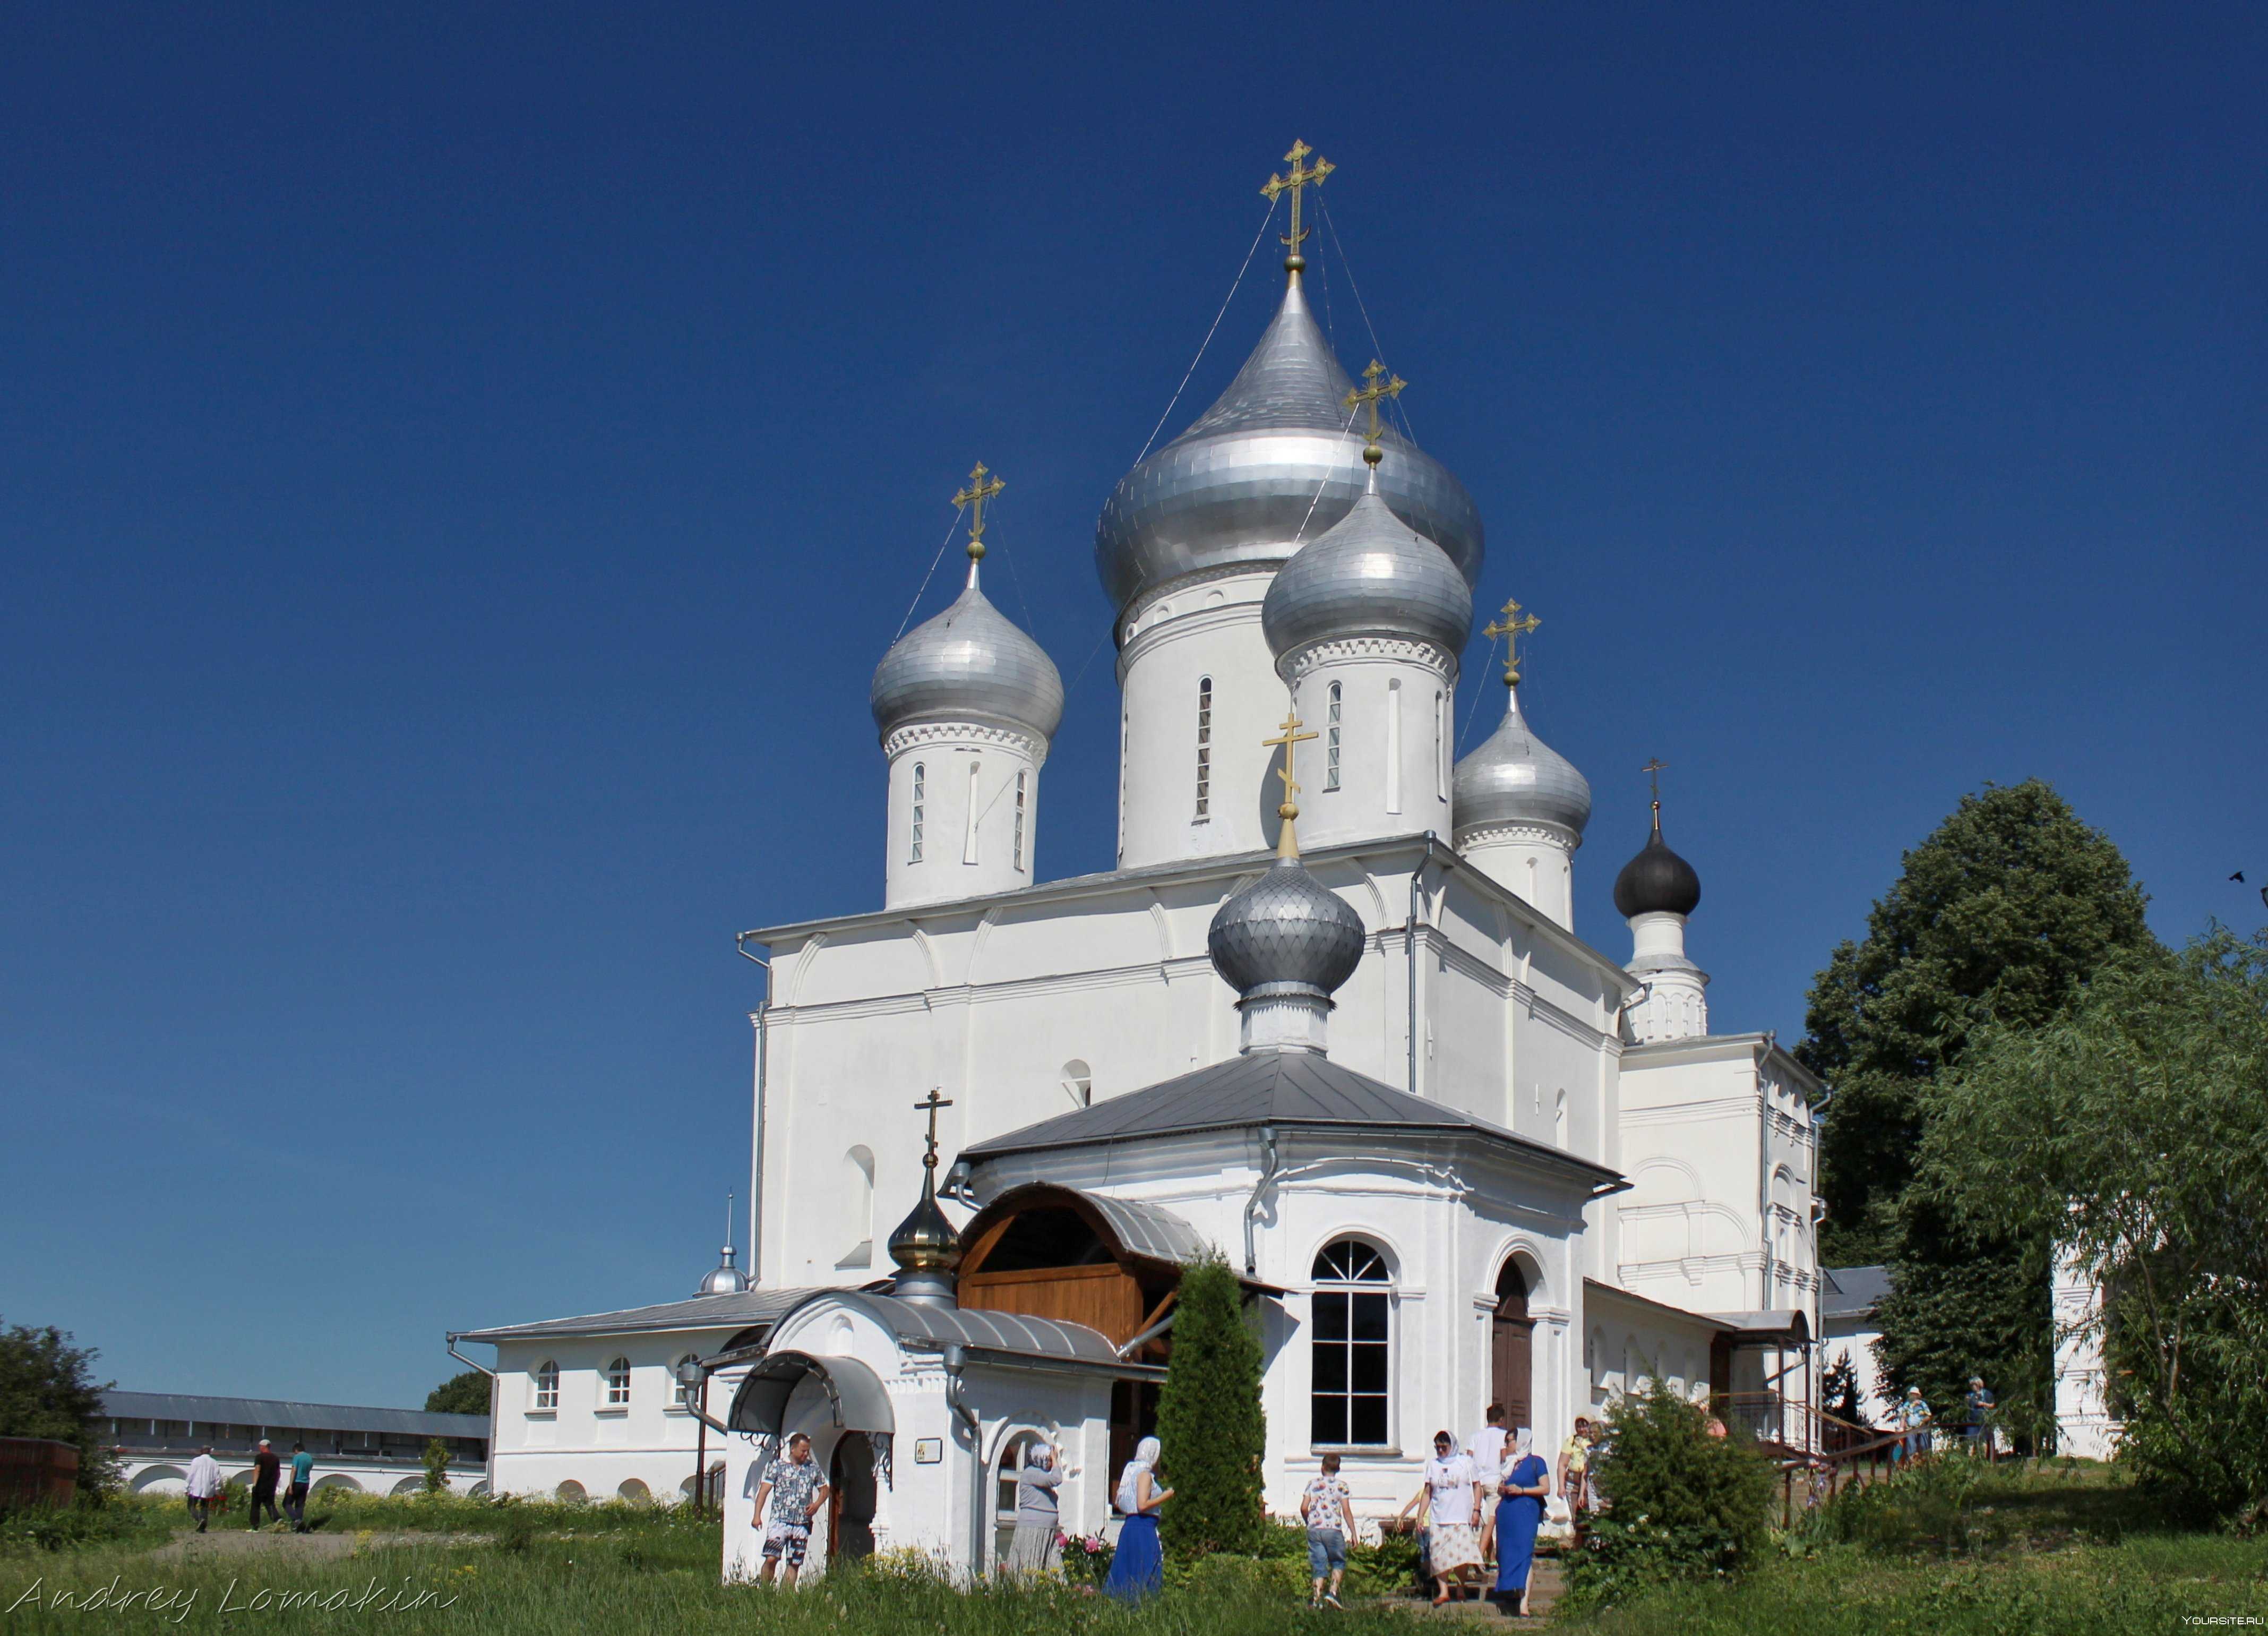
[1713,1392,1906,1525]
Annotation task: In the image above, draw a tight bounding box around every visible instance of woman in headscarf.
[1490,1429,1551,1616]
[1003,1438,1066,1577]
[1102,1436,1170,1600]
[1398,1429,1483,1605]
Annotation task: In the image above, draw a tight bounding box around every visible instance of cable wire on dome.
[889,507,974,645]
[1129,199,1279,466]
[1457,632,1503,755]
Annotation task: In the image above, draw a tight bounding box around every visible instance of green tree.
[425,1371,491,1416]
[0,1321,117,1501]
[1570,1377,1775,1603]
[1154,1255,1265,1560]
[422,1437,451,1495]
[1918,929,2268,1523]
[1797,781,2152,1442]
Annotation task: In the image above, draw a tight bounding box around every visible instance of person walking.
[1895,1387,1933,1463]
[1490,1431,1551,1618]
[283,1442,314,1533]
[751,1433,830,1588]
[184,1445,223,1533]
[246,1439,283,1530]
[1466,1403,1510,1481]
[1300,1452,1355,1609]
[1002,1440,1066,1577]
[1399,1430,1483,1606]
[1963,1377,1996,1457]
[1556,1418,1594,1533]
[1103,1437,1169,1601]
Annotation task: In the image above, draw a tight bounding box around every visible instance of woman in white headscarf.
[1003,1437,1067,1575]
[1398,1429,1484,1605]
[1103,1436,1170,1600]
[1491,1429,1551,1615]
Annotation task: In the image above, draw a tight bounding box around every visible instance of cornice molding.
[1455,819,1582,853]
[1281,635,1456,684]
[884,721,1048,761]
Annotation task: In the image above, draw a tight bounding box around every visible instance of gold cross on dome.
[1260,140,1334,269]
[1344,359,1407,461]
[1262,709,1321,859]
[914,1087,955,1173]
[1483,596,1542,687]
[1642,757,1668,809]
[951,462,1006,561]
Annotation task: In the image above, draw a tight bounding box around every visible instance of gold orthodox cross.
[1260,140,1334,267]
[1642,758,1668,811]
[1262,709,1320,858]
[952,462,1006,560]
[914,1087,955,1172]
[1345,359,1406,459]
[1483,596,1542,686]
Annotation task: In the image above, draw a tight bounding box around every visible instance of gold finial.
[914,1086,955,1178]
[1483,596,1542,687]
[951,462,1006,562]
[1262,707,1321,860]
[1344,359,1407,467]
[1642,758,1667,829]
[1259,140,1334,272]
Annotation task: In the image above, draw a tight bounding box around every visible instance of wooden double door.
[1490,1261,1534,1431]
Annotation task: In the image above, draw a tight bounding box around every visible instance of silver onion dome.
[695,1247,750,1297]
[870,568,1064,743]
[1095,272,1484,615]
[1207,856,1366,1001]
[1453,688,1593,837]
[1262,485,1474,667]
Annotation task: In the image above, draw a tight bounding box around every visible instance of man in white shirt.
[1466,1403,1510,1478]
[185,1445,224,1534]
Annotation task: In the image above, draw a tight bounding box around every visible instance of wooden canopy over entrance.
[956,1185,1190,1361]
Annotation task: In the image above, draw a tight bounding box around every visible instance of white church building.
[456,145,1832,1577]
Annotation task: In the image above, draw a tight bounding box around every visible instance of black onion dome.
[1612,820,1703,918]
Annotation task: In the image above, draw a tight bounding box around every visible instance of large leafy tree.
[425,1370,492,1416]
[1797,781,2153,1438]
[1919,929,2268,1522]
[0,1321,117,1498]
[1154,1255,1265,1560]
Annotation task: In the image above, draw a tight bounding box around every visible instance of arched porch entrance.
[1492,1258,1535,1432]
[829,1432,877,1562]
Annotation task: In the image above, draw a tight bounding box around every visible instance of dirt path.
[149,1527,480,1564]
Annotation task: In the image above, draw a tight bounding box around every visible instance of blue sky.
[4,3,2262,1408]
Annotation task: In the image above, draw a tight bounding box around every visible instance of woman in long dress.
[1103,1437,1171,1600]
[1492,1430,1551,1616]
[1401,1429,1484,1605]
[1003,1441,1064,1576]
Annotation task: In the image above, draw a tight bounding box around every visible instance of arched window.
[531,1360,559,1412]
[1325,682,1343,791]
[604,1356,631,1407]
[963,759,982,863]
[1194,678,1213,819]
[1311,1239,1391,1447]
[1385,679,1403,815]
[672,1354,702,1408]
[909,764,925,863]
[1012,770,1028,871]
[1061,1059,1093,1108]
[839,1145,875,1269]
[1434,690,1448,800]
[555,1479,586,1502]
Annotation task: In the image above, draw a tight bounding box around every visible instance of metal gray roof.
[1262,485,1473,664]
[1822,1264,1892,1321]
[102,1391,487,1440]
[774,1289,1127,1367]
[963,1050,1622,1187]
[1094,271,1483,614]
[457,1286,817,1344]
[1453,686,1593,838]
[1080,1191,1211,1265]
[870,566,1063,742]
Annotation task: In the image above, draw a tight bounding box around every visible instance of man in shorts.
[752,1433,830,1587]
[1300,1452,1355,1609]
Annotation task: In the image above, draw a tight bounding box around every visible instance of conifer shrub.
[1154,1254,1265,1560]
[1567,1377,1776,1605]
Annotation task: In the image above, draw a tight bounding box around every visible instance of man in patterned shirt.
[752,1433,831,1587]
[1300,1451,1356,1609]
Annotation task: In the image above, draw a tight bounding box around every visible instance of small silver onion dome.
[1262,485,1474,666]
[1207,856,1366,1001]
[1453,688,1593,837]
[1613,811,1703,917]
[1095,273,1483,616]
[870,568,1063,743]
[696,1248,750,1297]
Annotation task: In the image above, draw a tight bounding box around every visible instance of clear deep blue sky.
[5,4,2262,1408]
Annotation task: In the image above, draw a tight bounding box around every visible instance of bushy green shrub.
[1154,1255,1266,1560]
[1566,1376,1775,1605]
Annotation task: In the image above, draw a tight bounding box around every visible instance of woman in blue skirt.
[1491,1429,1551,1617]
[1103,1437,1171,1600]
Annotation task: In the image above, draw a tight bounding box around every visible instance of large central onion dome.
[1207,856,1366,1001]
[870,567,1063,743]
[1095,272,1484,615]
[1262,478,1474,666]
[1453,689,1593,837]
